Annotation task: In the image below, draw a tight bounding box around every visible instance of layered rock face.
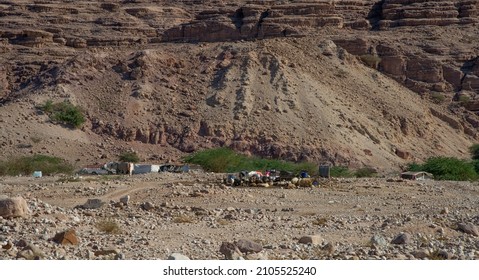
[1,1,479,169]
[379,0,479,29]
[164,1,345,42]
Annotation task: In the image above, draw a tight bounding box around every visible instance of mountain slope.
[1,1,479,172]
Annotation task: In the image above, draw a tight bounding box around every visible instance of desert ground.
[1,171,478,260]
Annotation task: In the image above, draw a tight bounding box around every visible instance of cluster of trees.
[407,144,479,181]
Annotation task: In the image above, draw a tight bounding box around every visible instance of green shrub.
[330,166,354,178]
[406,162,423,172]
[469,144,479,160]
[471,160,479,175]
[409,156,477,181]
[184,147,316,174]
[354,167,377,178]
[40,100,85,128]
[119,151,140,163]
[430,93,445,103]
[41,100,54,113]
[0,154,74,176]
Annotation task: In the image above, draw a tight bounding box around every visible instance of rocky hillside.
[1,0,479,171]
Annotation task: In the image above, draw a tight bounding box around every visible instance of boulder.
[370,234,388,248]
[52,229,79,246]
[82,199,105,209]
[457,223,479,237]
[395,148,410,160]
[219,242,244,260]
[298,235,322,245]
[235,239,263,254]
[391,232,412,245]
[17,243,45,260]
[0,197,30,218]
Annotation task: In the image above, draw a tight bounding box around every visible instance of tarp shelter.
[400,171,433,180]
[133,164,160,174]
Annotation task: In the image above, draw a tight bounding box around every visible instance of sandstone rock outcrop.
[378,0,479,29]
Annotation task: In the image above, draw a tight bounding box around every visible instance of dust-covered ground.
[1,171,478,260]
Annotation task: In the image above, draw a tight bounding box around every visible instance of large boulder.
[0,197,30,218]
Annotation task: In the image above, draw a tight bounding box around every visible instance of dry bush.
[173,214,195,224]
[312,217,328,226]
[216,218,230,226]
[359,54,381,69]
[96,219,122,234]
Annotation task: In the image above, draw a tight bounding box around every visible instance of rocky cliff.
[1,1,479,171]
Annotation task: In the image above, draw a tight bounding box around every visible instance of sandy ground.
[1,172,478,260]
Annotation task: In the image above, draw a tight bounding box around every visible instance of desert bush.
[184,147,316,174]
[96,219,121,234]
[430,93,445,103]
[408,156,477,181]
[0,154,74,176]
[458,95,470,104]
[354,167,377,178]
[173,214,195,224]
[312,217,328,226]
[40,100,85,128]
[119,151,140,163]
[359,54,381,69]
[330,166,354,178]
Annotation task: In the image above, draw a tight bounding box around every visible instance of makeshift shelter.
[400,171,433,180]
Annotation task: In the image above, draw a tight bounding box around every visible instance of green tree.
[420,157,477,181]
[40,100,85,128]
[119,151,140,163]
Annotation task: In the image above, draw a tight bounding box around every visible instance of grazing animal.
[127,162,134,176]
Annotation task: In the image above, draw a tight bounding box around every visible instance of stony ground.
[1,172,478,260]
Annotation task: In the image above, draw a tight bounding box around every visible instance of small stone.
[235,239,263,253]
[15,239,28,248]
[141,201,155,211]
[245,252,268,260]
[436,250,450,260]
[226,207,235,212]
[120,195,130,205]
[391,232,412,245]
[94,247,120,257]
[2,241,13,250]
[167,253,190,260]
[440,207,449,214]
[322,242,336,255]
[298,235,322,245]
[54,248,67,259]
